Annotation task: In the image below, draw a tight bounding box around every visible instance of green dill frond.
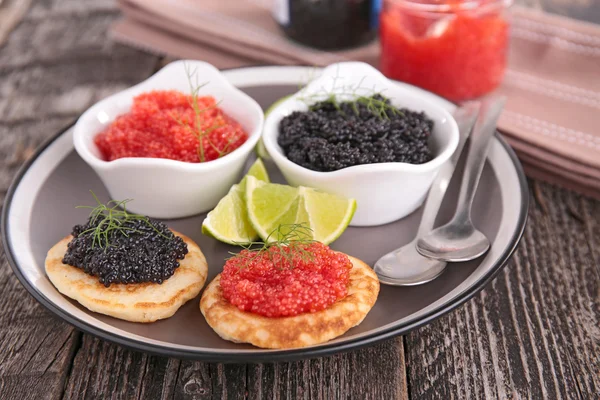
[296,71,403,120]
[76,190,169,250]
[227,223,317,270]
[170,62,228,162]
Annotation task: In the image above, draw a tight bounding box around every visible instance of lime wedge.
[202,159,269,245]
[256,95,292,160]
[245,176,356,245]
[242,157,269,186]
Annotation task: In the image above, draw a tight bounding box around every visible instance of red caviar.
[94,90,248,162]
[380,0,509,101]
[221,242,352,318]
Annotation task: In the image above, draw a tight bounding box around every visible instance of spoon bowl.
[374,237,447,286]
[416,223,490,262]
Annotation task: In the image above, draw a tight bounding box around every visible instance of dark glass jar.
[273,0,380,50]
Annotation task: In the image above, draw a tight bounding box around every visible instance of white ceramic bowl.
[263,62,459,227]
[74,60,264,219]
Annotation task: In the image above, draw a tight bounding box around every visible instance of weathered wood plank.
[0,1,159,400]
[63,336,173,400]
[404,182,600,399]
[0,247,81,400]
[0,0,158,206]
[61,336,407,400]
[247,337,408,400]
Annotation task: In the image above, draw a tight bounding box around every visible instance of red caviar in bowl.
[221,242,352,318]
[94,90,248,163]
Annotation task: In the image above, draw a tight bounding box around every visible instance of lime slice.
[245,176,356,245]
[256,95,292,160]
[201,185,255,244]
[243,157,269,185]
[202,159,270,245]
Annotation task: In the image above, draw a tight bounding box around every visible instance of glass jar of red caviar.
[380,0,512,102]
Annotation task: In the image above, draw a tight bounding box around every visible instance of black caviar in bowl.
[62,217,188,287]
[277,95,435,172]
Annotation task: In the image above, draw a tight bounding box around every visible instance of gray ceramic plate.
[2,66,528,362]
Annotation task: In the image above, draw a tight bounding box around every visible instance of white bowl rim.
[73,60,264,172]
[262,62,459,177]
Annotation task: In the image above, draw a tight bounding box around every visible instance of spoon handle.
[453,95,506,224]
[416,102,480,237]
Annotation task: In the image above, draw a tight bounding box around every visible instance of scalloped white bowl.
[263,62,459,226]
[74,60,264,219]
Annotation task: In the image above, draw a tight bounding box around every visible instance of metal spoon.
[416,95,506,262]
[374,102,480,286]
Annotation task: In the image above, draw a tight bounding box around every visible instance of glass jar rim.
[385,0,513,13]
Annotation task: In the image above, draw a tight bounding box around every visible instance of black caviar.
[278,95,434,172]
[62,217,188,287]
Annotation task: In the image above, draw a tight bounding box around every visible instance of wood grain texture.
[0,248,81,400]
[404,182,600,399]
[61,335,407,400]
[0,0,157,205]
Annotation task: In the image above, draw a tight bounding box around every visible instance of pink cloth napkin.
[113,0,379,68]
[112,0,600,198]
[497,7,600,198]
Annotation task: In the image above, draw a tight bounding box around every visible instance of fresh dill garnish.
[297,71,403,120]
[76,190,169,250]
[228,223,317,270]
[170,63,231,162]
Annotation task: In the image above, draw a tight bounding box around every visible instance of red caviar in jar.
[380,0,510,101]
[94,90,248,163]
[220,242,352,318]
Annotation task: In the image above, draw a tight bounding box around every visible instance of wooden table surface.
[0,1,599,399]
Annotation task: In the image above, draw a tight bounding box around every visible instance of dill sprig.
[297,72,403,120]
[170,63,229,162]
[76,191,168,250]
[228,223,317,270]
